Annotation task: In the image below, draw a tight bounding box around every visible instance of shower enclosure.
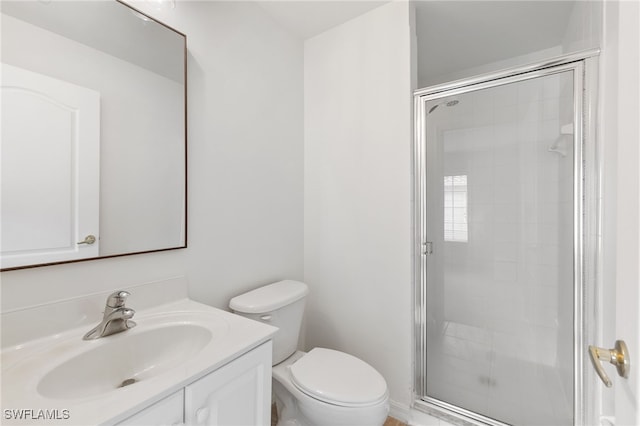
[413,52,599,426]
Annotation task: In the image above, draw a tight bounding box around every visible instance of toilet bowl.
[229,280,389,426]
[273,350,389,426]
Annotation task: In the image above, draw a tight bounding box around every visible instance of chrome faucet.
[83,291,136,340]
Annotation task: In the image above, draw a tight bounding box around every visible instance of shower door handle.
[588,340,630,387]
[422,242,433,255]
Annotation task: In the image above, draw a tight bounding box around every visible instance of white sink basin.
[1,307,231,405]
[1,297,277,426]
[37,323,212,399]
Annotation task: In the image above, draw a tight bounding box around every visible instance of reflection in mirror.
[1,0,186,270]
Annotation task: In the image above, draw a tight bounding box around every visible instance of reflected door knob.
[77,235,96,245]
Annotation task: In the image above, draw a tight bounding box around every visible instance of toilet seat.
[289,348,388,408]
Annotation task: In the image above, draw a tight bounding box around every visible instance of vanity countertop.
[1,299,277,425]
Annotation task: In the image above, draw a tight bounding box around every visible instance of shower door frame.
[412,50,601,426]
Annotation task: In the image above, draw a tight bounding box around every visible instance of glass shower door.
[421,67,578,426]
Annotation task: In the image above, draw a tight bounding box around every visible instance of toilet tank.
[229,280,309,365]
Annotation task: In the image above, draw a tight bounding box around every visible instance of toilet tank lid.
[229,280,309,314]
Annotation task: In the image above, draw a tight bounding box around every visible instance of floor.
[384,416,409,426]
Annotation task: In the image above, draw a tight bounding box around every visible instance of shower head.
[428,99,460,114]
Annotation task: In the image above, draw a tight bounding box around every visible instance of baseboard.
[389,400,412,424]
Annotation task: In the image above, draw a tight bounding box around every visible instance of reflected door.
[421,67,579,426]
[1,64,100,268]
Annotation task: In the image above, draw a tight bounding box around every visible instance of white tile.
[468,184,494,206]
[491,84,518,107]
[542,98,561,120]
[525,264,560,287]
[537,157,561,182]
[493,123,519,146]
[517,79,544,103]
[538,178,561,205]
[469,166,493,187]
[540,118,560,142]
[537,202,560,224]
[470,126,494,145]
[517,101,542,122]
[492,204,519,223]
[542,74,561,100]
[452,322,492,345]
[472,103,494,126]
[518,120,540,143]
[538,243,560,265]
[537,223,560,242]
[493,222,518,243]
[492,144,519,167]
[493,261,518,282]
[468,203,494,225]
[526,285,560,310]
[492,164,518,184]
[494,242,518,262]
[494,187,519,204]
[467,149,494,168]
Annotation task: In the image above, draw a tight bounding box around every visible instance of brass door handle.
[77,235,96,245]
[588,340,630,387]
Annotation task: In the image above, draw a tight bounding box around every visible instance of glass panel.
[424,70,575,426]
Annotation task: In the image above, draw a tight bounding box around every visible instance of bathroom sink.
[1,298,276,426]
[2,309,230,403]
[37,323,212,399]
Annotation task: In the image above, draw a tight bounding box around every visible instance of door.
[1,64,100,268]
[414,57,599,426]
[600,1,640,424]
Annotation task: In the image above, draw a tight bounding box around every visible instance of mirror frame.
[1,0,187,271]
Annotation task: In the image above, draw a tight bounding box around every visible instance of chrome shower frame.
[412,49,601,426]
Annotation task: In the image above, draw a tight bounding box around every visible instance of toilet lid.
[289,348,388,407]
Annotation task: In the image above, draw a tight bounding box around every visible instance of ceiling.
[1,0,185,83]
[255,0,577,87]
[3,0,579,86]
[415,1,577,85]
[256,1,388,39]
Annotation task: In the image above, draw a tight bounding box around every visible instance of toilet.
[229,280,389,426]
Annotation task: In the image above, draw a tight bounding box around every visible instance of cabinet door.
[117,390,184,426]
[185,341,272,426]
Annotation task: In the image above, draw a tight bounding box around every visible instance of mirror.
[1,0,186,270]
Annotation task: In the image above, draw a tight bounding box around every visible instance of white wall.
[561,0,602,54]
[0,1,303,313]
[303,1,413,409]
[420,46,563,88]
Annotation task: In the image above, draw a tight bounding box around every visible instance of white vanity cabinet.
[117,390,184,426]
[184,341,272,426]
[116,342,272,426]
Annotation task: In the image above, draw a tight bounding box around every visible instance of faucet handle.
[106,290,130,308]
